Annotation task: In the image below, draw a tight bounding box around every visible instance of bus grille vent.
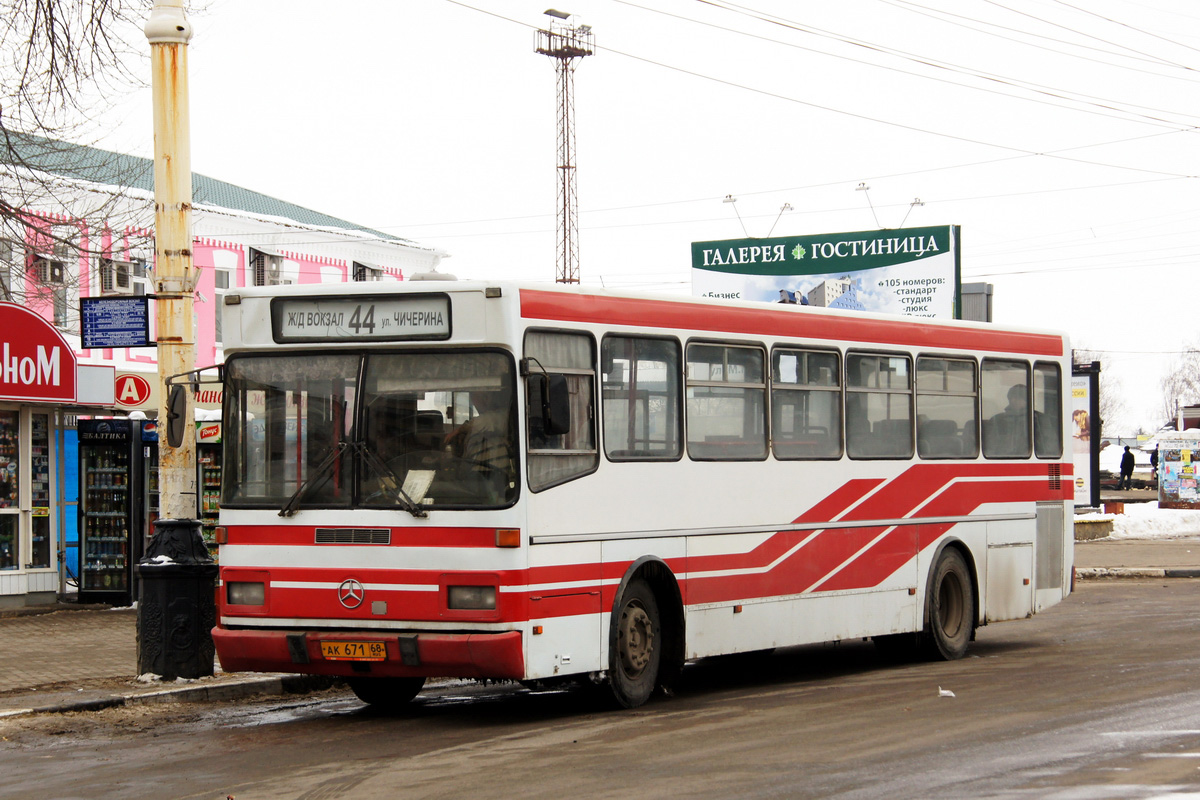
[315,528,391,545]
[1047,464,1062,491]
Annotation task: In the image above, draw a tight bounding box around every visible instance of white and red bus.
[212,279,1073,709]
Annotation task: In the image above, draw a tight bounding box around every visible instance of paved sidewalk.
[0,604,326,718]
[0,536,1197,718]
[1074,537,1200,579]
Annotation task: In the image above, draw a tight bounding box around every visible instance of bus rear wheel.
[609,579,661,709]
[922,548,974,661]
[347,676,426,710]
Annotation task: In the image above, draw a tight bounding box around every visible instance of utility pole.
[145,0,197,520]
[536,10,593,284]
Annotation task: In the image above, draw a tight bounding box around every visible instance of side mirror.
[600,350,614,376]
[166,383,187,448]
[540,374,571,436]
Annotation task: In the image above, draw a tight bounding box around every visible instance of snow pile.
[135,673,199,685]
[1077,502,1200,540]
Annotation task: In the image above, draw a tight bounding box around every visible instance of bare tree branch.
[1160,341,1200,425]
[0,1,159,330]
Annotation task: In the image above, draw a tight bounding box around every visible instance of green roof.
[2,130,414,244]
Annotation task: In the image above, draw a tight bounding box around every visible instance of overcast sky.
[102,0,1200,432]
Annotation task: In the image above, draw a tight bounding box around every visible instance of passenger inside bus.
[984,383,1030,457]
[446,390,515,473]
[360,390,516,508]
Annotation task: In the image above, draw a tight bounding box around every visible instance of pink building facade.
[0,138,448,604]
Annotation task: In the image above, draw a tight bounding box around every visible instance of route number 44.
[348,304,376,334]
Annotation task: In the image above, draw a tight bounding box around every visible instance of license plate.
[320,641,388,661]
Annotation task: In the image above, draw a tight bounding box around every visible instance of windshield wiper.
[354,441,428,519]
[278,441,350,518]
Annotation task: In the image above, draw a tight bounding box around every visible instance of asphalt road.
[3,579,1200,800]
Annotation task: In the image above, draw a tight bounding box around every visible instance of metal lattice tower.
[536,13,593,284]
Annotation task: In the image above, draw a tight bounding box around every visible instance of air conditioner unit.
[106,260,135,294]
[353,262,383,282]
[32,255,66,285]
[251,249,287,286]
[266,260,287,286]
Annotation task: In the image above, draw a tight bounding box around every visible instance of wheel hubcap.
[939,574,964,637]
[618,601,654,677]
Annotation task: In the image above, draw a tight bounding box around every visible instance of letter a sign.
[115,374,153,408]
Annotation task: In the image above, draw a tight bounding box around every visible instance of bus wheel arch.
[920,541,978,661]
[607,557,685,708]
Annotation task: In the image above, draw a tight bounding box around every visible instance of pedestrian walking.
[1119,445,1135,490]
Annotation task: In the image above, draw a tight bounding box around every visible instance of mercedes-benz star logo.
[337,579,365,609]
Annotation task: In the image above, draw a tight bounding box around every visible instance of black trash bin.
[136,518,217,680]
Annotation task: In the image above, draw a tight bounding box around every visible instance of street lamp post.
[144,0,197,521]
[139,2,217,680]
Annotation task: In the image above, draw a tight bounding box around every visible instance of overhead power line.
[677,0,1200,127]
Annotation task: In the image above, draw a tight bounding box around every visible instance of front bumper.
[213,627,524,679]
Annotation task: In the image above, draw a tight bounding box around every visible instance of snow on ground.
[1077,501,1200,540]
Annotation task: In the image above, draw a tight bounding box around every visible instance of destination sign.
[271,295,451,343]
[81,297,152,349]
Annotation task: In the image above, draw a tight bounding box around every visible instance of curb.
[0,674,332,719]
[1076,567,1200,580]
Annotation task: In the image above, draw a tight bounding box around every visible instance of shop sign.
[115,374,153,408]
[196,422,222,444]
[0,304,78,402]
[112,371,222,413]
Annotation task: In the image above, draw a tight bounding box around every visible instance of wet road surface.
[3,579,1200,799]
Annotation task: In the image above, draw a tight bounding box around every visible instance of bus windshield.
[223,350,518,511]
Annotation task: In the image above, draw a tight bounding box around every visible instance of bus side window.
[981,359,1032,459]
[1033,361,1063,458]
[685,342,767,461]
[846,352,913,459]
[916,356,978,459]
[601,336,682,460]
[771,347,842,460]
[524,329,598,491]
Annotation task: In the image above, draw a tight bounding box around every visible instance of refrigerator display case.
[78,419,149,604]
[29,413,51,569]
[0,411,17,570]
[142,421,160,537]
[196,421,221,551]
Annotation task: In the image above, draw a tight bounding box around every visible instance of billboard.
[691,225,961,319]
[1071,365,1101,508]
[1159,434,1200,509]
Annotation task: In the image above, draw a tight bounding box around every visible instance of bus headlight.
[448,585,496,610]
[227,581,266,606]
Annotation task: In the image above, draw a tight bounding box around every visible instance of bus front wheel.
[922,548,974,661]
[609,579,662,709]
[347,676,426,710]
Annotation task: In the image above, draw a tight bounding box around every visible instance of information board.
[81,297,152,349]
[271,294,451,343]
